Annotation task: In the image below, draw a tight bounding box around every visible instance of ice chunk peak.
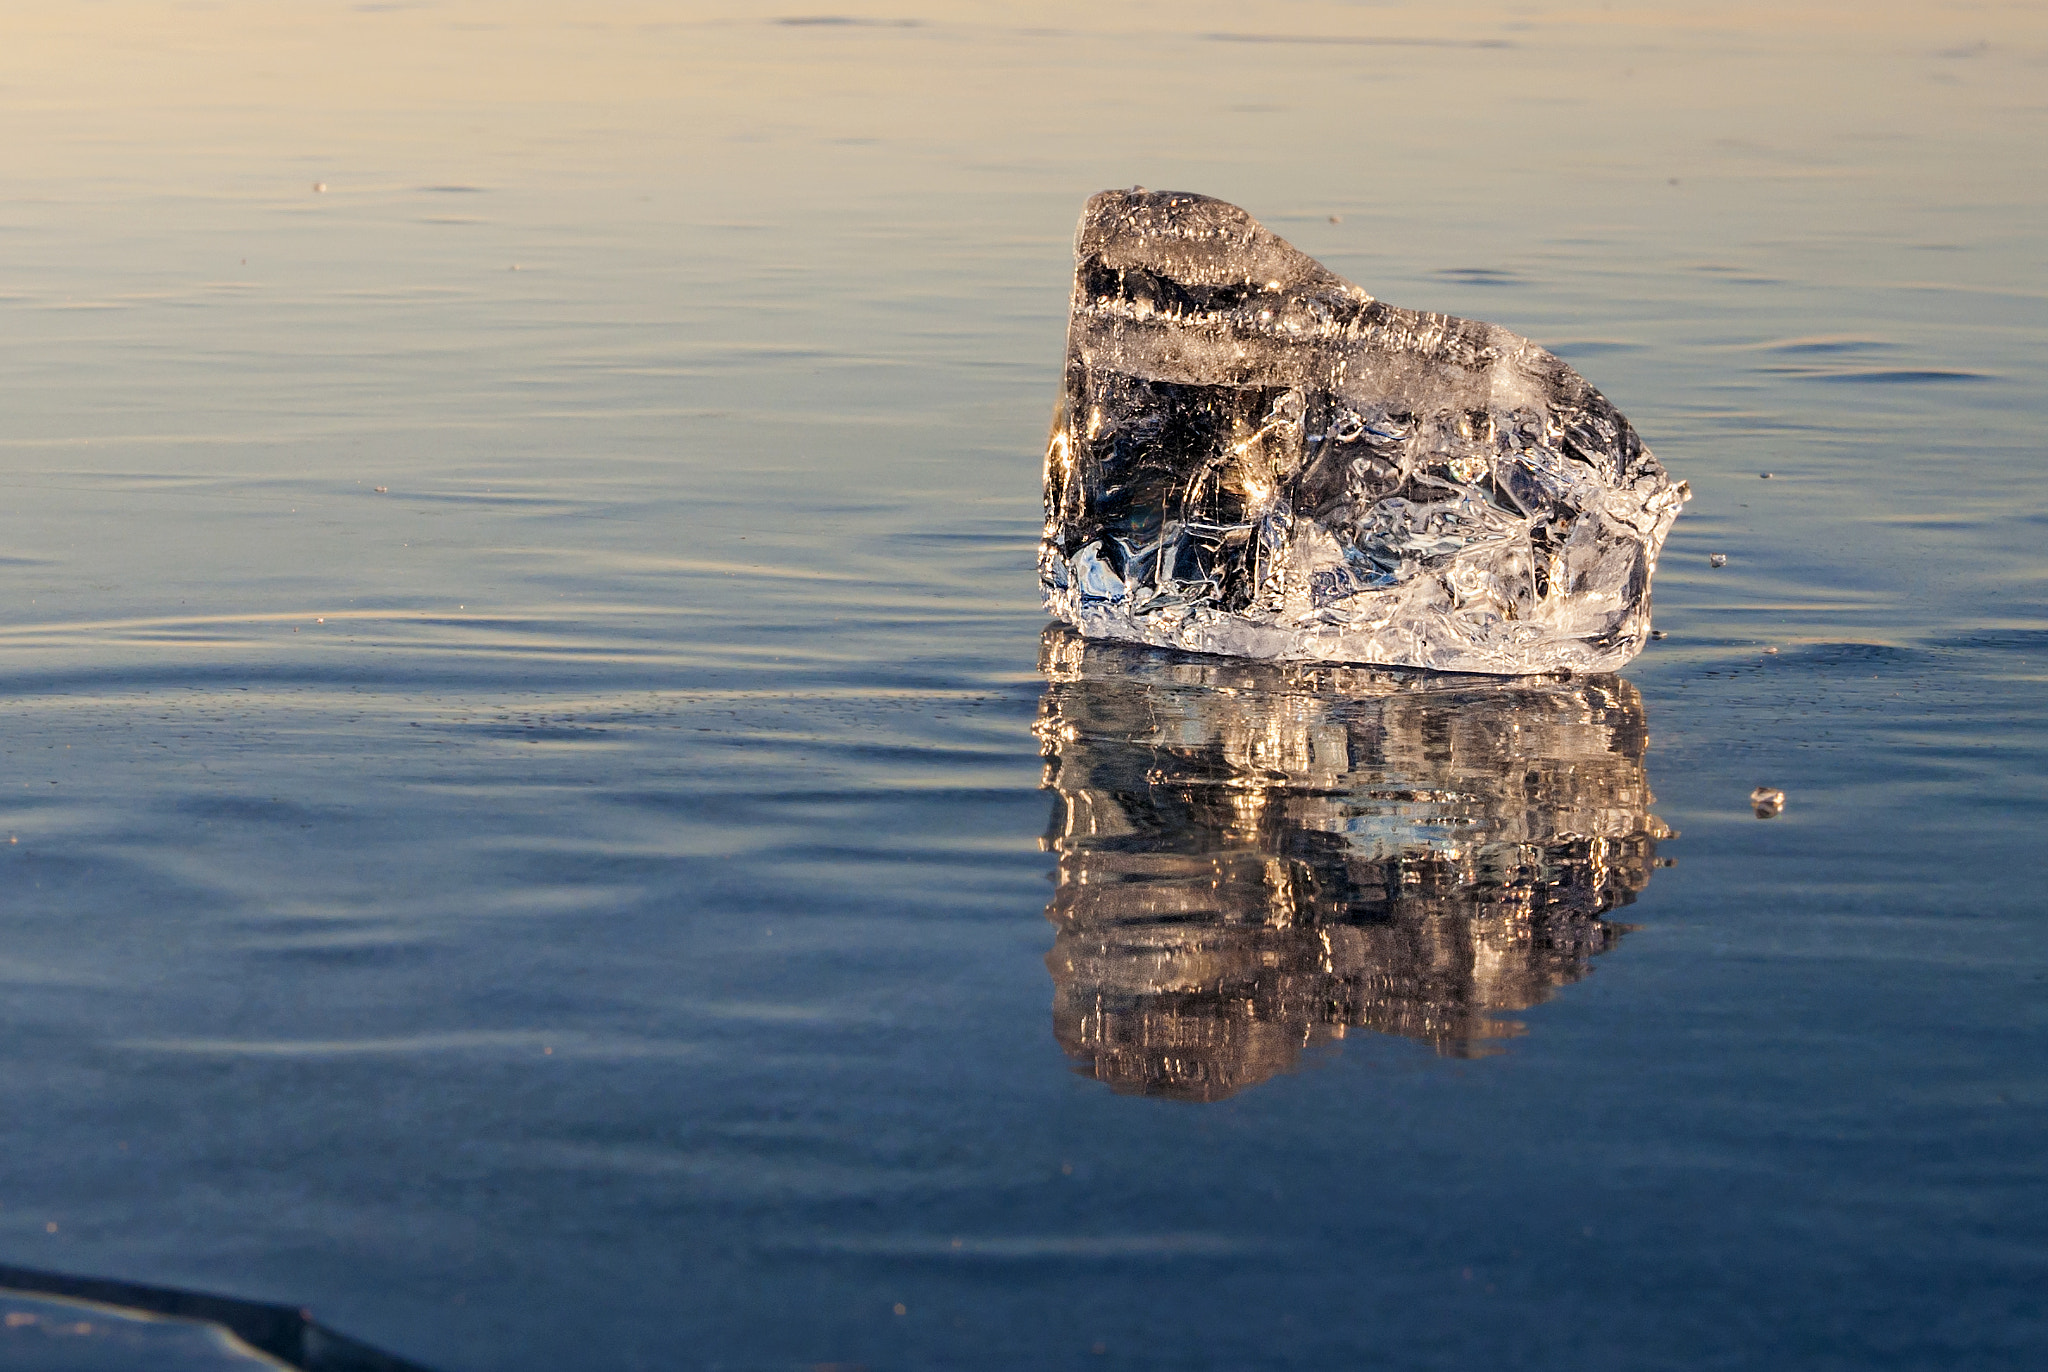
[1041,189,1687,675]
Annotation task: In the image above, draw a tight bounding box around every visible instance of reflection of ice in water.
[1035,626,1670,1102]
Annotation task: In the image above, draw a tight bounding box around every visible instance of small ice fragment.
[1763,646,1778,654]
[1759,472,1772,479]
[1750,786,1785,818]
[1040,189,1686,674]
[313,182,327,193]
[373,486,388,493]
[1650,630,1667,640]
[1328,214,1342,223]
[1710,553,1729,568]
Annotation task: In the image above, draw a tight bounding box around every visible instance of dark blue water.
[2,4,2044,1368]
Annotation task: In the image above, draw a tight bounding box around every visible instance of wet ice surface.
[2,4,2047,1370]
[0,1291,287,1372]
[0,1262,428,1371]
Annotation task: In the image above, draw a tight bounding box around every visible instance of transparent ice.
[1041,190,1688,674]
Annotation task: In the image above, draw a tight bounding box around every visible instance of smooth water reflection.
[1037,626,1667,1099]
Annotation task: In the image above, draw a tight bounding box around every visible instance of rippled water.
[3,3,2045,1369]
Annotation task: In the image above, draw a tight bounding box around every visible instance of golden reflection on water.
[1036,626,1668,1100]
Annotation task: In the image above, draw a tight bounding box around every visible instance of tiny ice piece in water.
[1040,190,1687,674]
[1710,553,1729,568]
[1750,786,1786,818]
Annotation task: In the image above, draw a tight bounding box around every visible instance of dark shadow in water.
[1036,626,1669,1102]
[0,1261,432,1371]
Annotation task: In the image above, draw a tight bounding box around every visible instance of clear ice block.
[1041,189,1688,674]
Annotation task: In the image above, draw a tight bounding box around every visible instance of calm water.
[2,2,2045,1368]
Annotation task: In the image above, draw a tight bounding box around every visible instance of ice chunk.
[1035,627,1670,1100]
[1041,189,1688,674]
[0,1259,434,1371]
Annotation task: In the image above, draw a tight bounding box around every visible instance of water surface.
[2,3,2045,1368]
